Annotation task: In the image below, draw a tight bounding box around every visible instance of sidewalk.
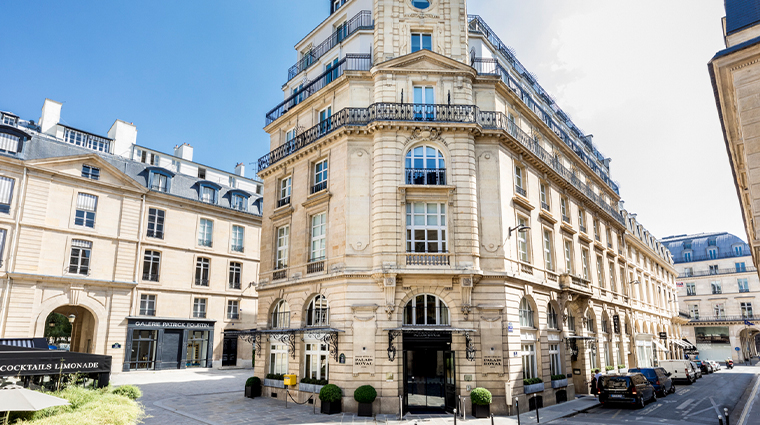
[506,396,599,424]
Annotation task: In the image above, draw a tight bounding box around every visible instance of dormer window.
[149,170,171,193]
[231,193,249,212]
[707,247,718,260]
[734,245,744,256]
[1,114,17,126]
[0,132,20,154]
[198,183,220,204]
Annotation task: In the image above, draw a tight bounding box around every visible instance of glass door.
[404,349,446,411]
[444,351,457,412]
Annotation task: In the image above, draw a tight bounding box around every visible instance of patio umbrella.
[0,387,69,424]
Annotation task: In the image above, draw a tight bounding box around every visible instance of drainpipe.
[129,194,147,316]
[0,166,28,335]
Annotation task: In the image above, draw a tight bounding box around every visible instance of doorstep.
[508,396,599,424]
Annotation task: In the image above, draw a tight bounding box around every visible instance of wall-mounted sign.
[736,347,741,351]
[659,332,667,340]
[507,322,514,333]
[483,356,502,368]
[613,315,620,334]
[464,374,472,382]
[111,343,121,349]
[677,282,684,288]
[339,354,346,364]
[355,355,373,368]
[573,369,581,375]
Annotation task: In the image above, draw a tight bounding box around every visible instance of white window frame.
[270,342,288,375]
[314,158,328,190]
[147,208,165,239]
[68,239,92,275]
[517,216,530,263]
[564,239,574,274]
[276,225,290,269]
[306,295,329,327]
[411,32,432,52]
[406,202,447,253]
[581,248,590,280]
[549,344,561,376]
[198,218,213,247]
[519,298,534,328]
[403,294,450,326]
[229,262,242,289]
[522,343,537,380]
[304,341,330,381]
[279,176,292,202]
[231,225,245,253]
[310,213,327,261]
[140,294,156,316]
[193,298,207,319]
[74,193,98,228]
[195,257,210,286]
[227,300,240,320]
[543,229,554,271]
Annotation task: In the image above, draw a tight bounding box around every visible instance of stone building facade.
[664,232,760,362]
[0,100,261,373]
[250,0,682,415]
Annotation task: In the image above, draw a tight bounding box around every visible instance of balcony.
[406,252,450,266]
[688,314,760,323]
[195,278,209,286]
[562,215,570,224]
[311,181,328,194]
[559,274,593,297]
[266,54,372,125]
[150,184,168,193]
[678,265,757,278]
[287,11,373,81]
[674,251,748,264]
[277,197,291,208]
[142,273,159,282]
[580,225,587,234]
[272,268,287,281]
[541,202,550,211]
[405,168,446,185]
[515,186,527,197]
[307,258,325,274]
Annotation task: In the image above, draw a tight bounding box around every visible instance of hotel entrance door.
[403,332,456,412]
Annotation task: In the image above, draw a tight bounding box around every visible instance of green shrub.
[319,384,342,402]
[318,379,328,386]
[470,387,492,405]
[523,378,543,385]
[617,364,626,369]
[15,386,144,425]
[353,385,377,403]
[605,365,614,371]
[246,377,261,388]
[550,374,566,381]
[112,385,142,400]
[265,373,285,380]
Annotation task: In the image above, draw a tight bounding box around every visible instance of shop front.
[123,317,215,372]
[635,334,654,367]
[694,326,732,361]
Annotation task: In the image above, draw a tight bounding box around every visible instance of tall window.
[150,172,170,192]
[547,304,558,329]
[278,176,291,207]
[514,165,526,196]
[304,342,329,381]
[68,239,92,275]
[739,278,750,293]
[686,282,696,296]
[229,262,242,289]
[270,343,288,374]
[74,193,98,228]
[543,230,554,271]
[307,295,329,327]
[140,294,156,316]
[581,248,590,280]
[736,262,747,272]
[517,216,530,263]
[193,298,207,318]
[735,245,744,256]
[549,344,561,376]
[689,304,699,319]
[413,86,435,120]
[684,251,692,262]
[519,298,534,328]
[313,159,328,193]
[608,262,617,292]
[195,257,210,286]
[405,146,445,185]
[310,213,327,261]
[604,341,611,368]
[276,225,289,269]
[578,209,586,232]
[227,300,240,320]
[411,33,432,52]
[142,250,160,282]
[714,303,725,318]
[708,247,718,260]
[0,229,6,266]
[522,344,537,380]
[586,312,595,333]
[231,225,245,253]
[147,208,165,239]
[81,165,100,180]
[0,177,14,213]
[406,203,446,253]
[601,316,609,333]
[564,239,574,273]
[590,344,598,369]
[540,182,549,210]
[568,311,576,333]
[709,265,718,275]
[200,185,217,204]
[741,302,754,318]
[272,300,290,328]
[711,281,722,294]
[404,294,450,325]
[198,219,213,247]
[319,107,332,135]
[596,255,605,288]
[560,197,569,222]
[594,220,600,241]
[617,343,623,366]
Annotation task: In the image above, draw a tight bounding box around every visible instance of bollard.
[285,389,288,409]
[535,395,540,424]
[454,408,457,425]
[724,408,730,425]
[399,395,403,420]
[491,413,495,425]
[516,398,520,425]
[719,414,724,425]
[461,396,466,420]
[313,396,316,415]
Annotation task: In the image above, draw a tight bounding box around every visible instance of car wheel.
[651,391,657,403]
[638,396,645,408]
[659,389,667,398]
[670,384,676,394]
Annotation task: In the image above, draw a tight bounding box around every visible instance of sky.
[0,1,741,241]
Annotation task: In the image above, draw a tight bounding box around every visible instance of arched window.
[519,298,534,328]
[547,304,558,329]
[403,294,449,325]
[586,311,595,333]
[568,311,576,333]
[272,300,290,328]
[306,295,329,327]
[412,0,431,9]
[405,145,446,185]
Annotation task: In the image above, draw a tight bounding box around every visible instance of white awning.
[653,339,669,352]
[671,339,690,348]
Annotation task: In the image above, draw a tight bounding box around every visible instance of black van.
[599,373,657,408]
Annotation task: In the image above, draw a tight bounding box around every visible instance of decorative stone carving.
[461,304,473,320]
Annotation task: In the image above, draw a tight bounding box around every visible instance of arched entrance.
[47,306,97,353]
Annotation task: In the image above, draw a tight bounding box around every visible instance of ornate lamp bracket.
[387,330,403,362]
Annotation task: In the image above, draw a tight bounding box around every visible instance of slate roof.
[661,232,750,263]
[726,0,760,36]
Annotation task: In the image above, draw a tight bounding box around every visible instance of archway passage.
[49,306,96,353]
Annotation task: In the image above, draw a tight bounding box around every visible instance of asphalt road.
[552,366,759,425]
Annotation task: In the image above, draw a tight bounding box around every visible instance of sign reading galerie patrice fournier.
[129,319,214,329]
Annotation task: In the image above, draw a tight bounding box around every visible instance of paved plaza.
[111,368,600,425]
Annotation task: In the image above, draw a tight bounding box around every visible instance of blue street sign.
[508,322,514,333]
[745,320,756,326]
[736,347,741,351]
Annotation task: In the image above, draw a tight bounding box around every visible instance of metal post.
[719,415,724,425]
[724,408,730,425]
[491,413,495,425]
[285,389,288,409]
[535,394,540,424]
[516,398,520,425]
[399,395,403,420]
[454,408,457,425]
[313,395,316,415]
[461,396,466,419]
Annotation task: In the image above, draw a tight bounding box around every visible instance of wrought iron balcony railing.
[311,181,328,194]
[562,215,570,224]
[271,312,291,328]
[142,273,159,282]
[405,168,446,185]
[515,186,527,197]
[679,265,757,278]
[306,307,329,326]
[406,252,451,266]
[287,11,373,81]
[674,251,749,264]
[307,258,325,274]
[277,196,291,208]
[541,202,550,211]
[195,278,209,286]
[266,54,372,125]
[688,314,760,323]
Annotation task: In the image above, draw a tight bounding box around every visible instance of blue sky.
[1,1,739,239]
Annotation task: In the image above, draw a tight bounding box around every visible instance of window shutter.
[77,193,98,211]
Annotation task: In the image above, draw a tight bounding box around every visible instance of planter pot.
[321,400,341,415]
[524,383,544,394]
[264,379,285,389]
[298,383,325,394]
[472,403,490,418]
[551,378,568,389]
[245,386,252,398]
[358,402,373,417]
[252,385,261,397]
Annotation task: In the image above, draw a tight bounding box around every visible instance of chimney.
[108,120,137,158]
[39,99,62,136]
[235,163,245,177]
[174,143,193,161]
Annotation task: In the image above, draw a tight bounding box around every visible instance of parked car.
[690,361,703,379]
[659,360,696,384]
[599,373,657,408]
[694,360,712,374]
[708,360,720,371]
[628,367,676,397]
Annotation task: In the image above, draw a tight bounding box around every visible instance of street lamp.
[508,224,531,237]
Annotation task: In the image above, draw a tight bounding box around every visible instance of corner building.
[253,0,682,414]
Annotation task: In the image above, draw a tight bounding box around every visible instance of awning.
[383,326,477,333]
[671,339,690,349]
[230,327,344,361]
[682,339,698,350]
[565,335,596,340]
[653,339,669,352]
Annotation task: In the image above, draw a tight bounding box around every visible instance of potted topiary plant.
[470,387,492,418]
[319,384,342,414]
[245,377,261,398]
[550,374,568,388]
[354,385,377,417]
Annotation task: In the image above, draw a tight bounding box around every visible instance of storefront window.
[129,330,157,370]
[186,331,209,367]
[270,343,288,374]
[304,342,329,381]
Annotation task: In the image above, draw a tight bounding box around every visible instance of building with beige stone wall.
[0,100,261,373]
[247,0,683,415]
